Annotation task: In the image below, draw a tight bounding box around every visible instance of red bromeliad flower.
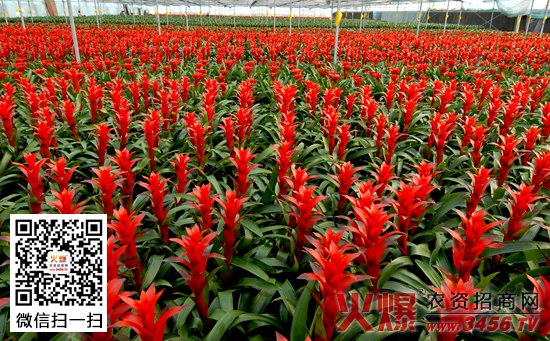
[86,77,104,122]
[138,172,171,244]
[114,283,185,341]
[402,82,423,137]
[168,225,221,325]
[530,150,550,193]
[0,95,16,147]
[495,134,522,187]
[304,80,320,119]
[13,153,48,214]
[521,126,541,166]
[201,78,220,130]
[522,275,550,339]
[47,188,87,214]
[434,116,455,165]
[430,278,480,341]
[50,157,77,192]
[215,189,248,269]
[285,185,327,259]
[107,235,127,281]
[336,124,352,161]
[110,149,139,211]
[278,111,298,147]
[360,85,377,137]
[229,147,258,196]
[541,102,550,141]
[438,82,458,114]
[345,93,356,120]
[502,183,543,242]
[219,117,236,157]
[189,184,218,231]
[298,231,368,341]
[32,116,55,158]
[234,107,255,147]
[371,162,397,198]
[87,278,132,341]
[114,101,133,149]
[465,166,494,215]
[460,116,478,155]
[141,110,162,172]
[330,162,362,214]
[170,154,193,205]
[322,106,339,156]
[460,82,476,120]
[92,123,114,167]
[384,123,403,164]
[443,209,504,282]
[343,203,397,285]
[85,165,122,217]
[374,113,388,148]
[426,112,443,159]
[183,111,208,169]
[61,99,78,140]
[390,181,430,255]
[470,124,490,168]
[109,207,146,286]
[499,97,522,136]
[273,141,296,198]
[385,81,396,111]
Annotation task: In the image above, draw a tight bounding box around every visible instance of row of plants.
[0,24,549,341]
[5,14,481,30]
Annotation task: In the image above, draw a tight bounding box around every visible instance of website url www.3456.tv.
[426,316,538,333]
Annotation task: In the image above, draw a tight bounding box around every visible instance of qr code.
[10,214,107,332]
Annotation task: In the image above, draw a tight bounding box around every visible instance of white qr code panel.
[10,215,107,332]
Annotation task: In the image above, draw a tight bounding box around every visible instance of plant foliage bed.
[0,24,549,341]
[5,15,482,30]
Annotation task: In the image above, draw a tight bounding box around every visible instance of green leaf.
[234,278,279,291]
[378,257,412,289]
[232,256,270,280]
[425,192,468,228]
[141,254,164,290]
[482,241,550,257]
[204,310,243,341]
[415,259,443,287]
[475,272,499,290]
[290,281,314,341]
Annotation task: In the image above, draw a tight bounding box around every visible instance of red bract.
[61,99,78,140]
[521,126,541,166]
[115,283,185,341]
[434,116,455,165]
[371,162,397,198]
[460,116,478,155]
[201,78,220,130]
[138,172,170,244]
[430,278,480,341]
[495,134,522,187]
[499,97,521,136]
[383,123,402,164]
[390,181,430,255]
[470,124,490,168]
[466,166,494,215]
[183,111,208,169]
[344,203,396,284]
[13,153,47,214]
[110,149,138,211]
[360,85,377,137]
[460,82,476,119]
[215,189,248,269]
[438,81,457,114]
[443,209,504,282]
[32,115,55,158]
[168,225,220,324]
[336,124,352,161]
[330,162,362,214]
[170,153,193,206]
[530,150,550,193]
[236,80,255,109]
[523,275,550,338]
[114,101,132,150]
[85,165,122,217]
[298,230,366,341]
[541,103,550,141]
[273,141,296,198]
[502,183,543,242]
[47,188,87,214]
[92,123,114,167]
[322,106,339,156]
[49,157,77,192]
[141,110,162,172]
[345,93,356,120]
[88,278,132,341]
[233,107,255,146]
[107,235,127,281]
[229,147,258,196]
[304,80,320,118]
[374,113,388,148]
[0,96,16,147]
[277,111,298,147]
[219,117,236,157]
[86,77,104,122]
[109,207,146,286]
[402,82,422,137]
[285,185,327,258]
[274,82,298,115]
[385,81,396,111]
[188,184,218,231]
